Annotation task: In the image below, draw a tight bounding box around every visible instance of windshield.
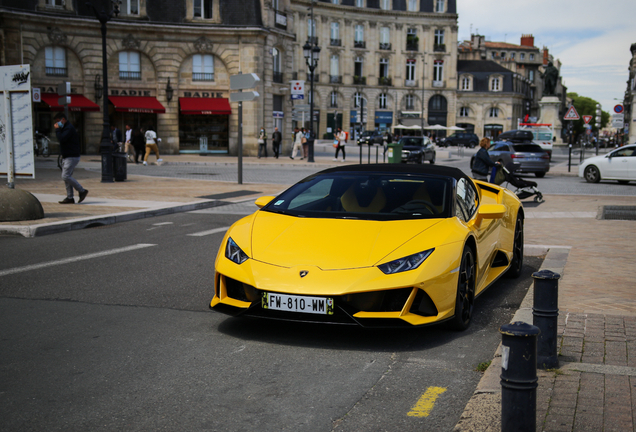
[263,172,452,221]
[399,138,423,147]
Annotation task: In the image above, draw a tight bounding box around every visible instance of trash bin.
[386,142,403,163]
[112,151,127,182]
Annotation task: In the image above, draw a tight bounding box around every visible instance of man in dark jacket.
[111,125,123,151]
[272,127,282,159]
[54,113,88,204]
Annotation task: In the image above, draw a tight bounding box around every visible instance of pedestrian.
[111,124,123,152]
[143,125,162,166]
[290,127,303,160]
[257,127,268,158]
[272,127,282,159]
[124,123,135,162]
[302,128,312,159]
[471,137,499,181]
[132,127,145,164]
[54,113,88,204]
[333,127,346,162]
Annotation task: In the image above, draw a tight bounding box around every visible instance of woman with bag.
[333,127,346,162]
[257,127,268,158]
[143,126,162,166]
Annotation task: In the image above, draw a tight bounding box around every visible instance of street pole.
[307,0,317,163]
[421,51,426,137]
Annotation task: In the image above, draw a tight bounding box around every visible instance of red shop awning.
[108,96,166,114]
[179,97,231,115]
[40,93,100,112]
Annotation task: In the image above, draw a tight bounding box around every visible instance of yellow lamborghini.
[210,165,523,329]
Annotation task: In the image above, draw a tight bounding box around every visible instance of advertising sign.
[0,64,35,179]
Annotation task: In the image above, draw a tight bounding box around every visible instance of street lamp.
[303,5,320,163]
[87,0,120,183]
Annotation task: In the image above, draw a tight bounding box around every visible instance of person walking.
[132,127,145,164]
[290,127,303,160]
[143,126,162,166]
[54,113,88,204]
[471,137,499,181]
[124,124,135,162]
[111,124,123,152]
[333,127,346,162]
[272,127,282,159]
[302,128,310,160]
[257,127,268,158]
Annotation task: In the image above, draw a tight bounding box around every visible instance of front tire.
[449,246,476,331]
[584,165,601,183]
[506,214,524,278]
[535,172,546,178]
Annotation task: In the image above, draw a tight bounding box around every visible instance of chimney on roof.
[471,34,485,50]
[543,47,549,65]
[520,34,534,47]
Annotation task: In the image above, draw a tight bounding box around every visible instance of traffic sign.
[582,115,592,124]
[291,94,304,100]
[230,73,260,90]
[290,80,304,95]
[32,87,41,103]
[614,104,624,114]
[229,90,259,102]
[563,105,580,120]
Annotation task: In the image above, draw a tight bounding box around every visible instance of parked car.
[497,130,534,143]
[499,129,553,160]
[578,144,636,184]
[357,130,384,146]
[470,142,550,178]
[438,132,479,148]
[399,137,436,164]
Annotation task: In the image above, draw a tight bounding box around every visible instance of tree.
[567,92,610,137]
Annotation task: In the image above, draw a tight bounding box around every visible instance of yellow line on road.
[407,386,447,417]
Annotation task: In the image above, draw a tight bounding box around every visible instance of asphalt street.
[0,209,541,431]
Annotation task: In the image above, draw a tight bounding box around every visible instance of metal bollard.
[532,270,561,369]
[500,322,540,432]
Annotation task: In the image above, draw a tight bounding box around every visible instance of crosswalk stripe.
[187,227,230,237]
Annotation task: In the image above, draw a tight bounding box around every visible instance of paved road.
[0,210,540,431]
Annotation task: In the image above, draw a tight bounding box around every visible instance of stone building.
[623,43,636,144]
[288,0,459,139]
[0,0,295,155]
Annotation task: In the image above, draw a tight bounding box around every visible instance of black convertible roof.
[317,164,471,182]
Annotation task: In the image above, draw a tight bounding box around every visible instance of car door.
[627,147,636,180]
[604,147,633,179]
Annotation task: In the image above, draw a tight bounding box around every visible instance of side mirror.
[255,196,276,209]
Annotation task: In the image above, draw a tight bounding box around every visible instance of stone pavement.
[2,147,636,431]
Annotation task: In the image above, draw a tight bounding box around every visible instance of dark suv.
[496,130,534,143]
[438,132,479,148]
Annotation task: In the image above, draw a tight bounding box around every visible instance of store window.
[45,46,66,77]
[193,54,214,81]
[119,51,141,80]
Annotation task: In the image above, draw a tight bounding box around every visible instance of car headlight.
[378,249,434,274]
[226,237,249,264]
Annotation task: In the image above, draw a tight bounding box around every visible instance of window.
[455,178,478,222]
[330,22,340,45]
[528,70,534,82]
[379,93,387,109]
[354,56,363,77]
[510,52,516,60]
[459,107,469,117]
[330,91,338,108]
[491,52,497,59]
[308,18,316,39]
[356,0,364,6]
[121,0,139,14]
[194,0,213,18]
[406,28,418,50]
[45,46,66,76]
[380,27,390,45]
[529,54,535,60]
[491,77,501,91]
[119,51,141,80]
[405,59,416,82]
[380,0,390,10]
[434,29,444,45]
[193,54,214,81]
[408,0,417,11]
[433,60,443,82]
[405,94,414,110]
[354,92,362,108]
[272,48,282,83]
[379,58,389,79]
[355,25,364,42]
[331,0,339,3]
[520,53,525,60]
[330,55,339,76]
[435,0,444,12]
[460,75,471,91]
[45,0,64,7]
[489,107,499,117]
[272,0,279,10]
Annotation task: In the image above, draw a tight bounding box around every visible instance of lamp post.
[303,1,320,163]
[87,0,120,183]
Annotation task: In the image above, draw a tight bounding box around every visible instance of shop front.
[108,94,166,137]
[484,124,503,139]
[36,92,100,154]
[178,97,231,153]
[374,111,393,132]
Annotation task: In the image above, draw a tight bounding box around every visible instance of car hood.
[582,154,606,165]
[249,211,442,270]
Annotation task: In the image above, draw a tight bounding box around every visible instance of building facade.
[623,43,636,144]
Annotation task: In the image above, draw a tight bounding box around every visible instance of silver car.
[471,142,550,178]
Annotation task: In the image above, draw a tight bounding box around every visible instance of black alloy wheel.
[505,215,524,279]
[450,246,476,331]
[584,165,601,183]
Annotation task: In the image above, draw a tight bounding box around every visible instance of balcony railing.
[193,72,214,81]
[354,40,366,49]
[379,42,391,50]
[330,38,341,46]
[434,43,446,52]
[119,71,141,80]
[405,79,417,87]
[329,75,342,84]
[378,77,392,86]
[273,72,283,83]
[275,11,287,30]
[432,80,445,88]
[406,42,418,51]
[353,76,366,85]
[307,36,319,45]
[45,67,67,77]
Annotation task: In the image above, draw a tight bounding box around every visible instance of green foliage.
[474,360,492,372]
[567,92,610,136]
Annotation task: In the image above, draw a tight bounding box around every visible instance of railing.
[119,71,141,80]
[379,42,391,50]
[434,43,446,52]
[193,72,214,81]
[307,36,319,45]
[354,40,366,49]
[406,42,418,51]
[353,76,366,85]
[378,77,392,86]
[273,72,283,83]
[45,67,67,77]
[329,75,342,84]
[330,38,341,46]
[275,11,287,30]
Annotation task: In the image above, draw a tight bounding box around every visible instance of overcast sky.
[456,0,636,113]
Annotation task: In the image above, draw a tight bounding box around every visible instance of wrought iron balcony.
[434,43,446,52]
[329,75,342,84]
[406,42,418,51]
[379,77,392,86]
[193,72,214,81]
[307,36,319,45]
[330,38,341,46]
[379,42,391,50]
[353,76,366,85]
[45,67,67,77]
[273,72,283,83]
[119,71,141,80]
[354,40,366,49]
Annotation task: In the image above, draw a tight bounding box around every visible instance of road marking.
[0,244,157,277]
[187,227,230,237]
[407,386,447,417]
[152,222,174,226]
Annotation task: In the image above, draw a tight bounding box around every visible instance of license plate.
[262,292,334,315]
[527,157,541,161]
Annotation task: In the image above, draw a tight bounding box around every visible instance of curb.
[0,199,222,238]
